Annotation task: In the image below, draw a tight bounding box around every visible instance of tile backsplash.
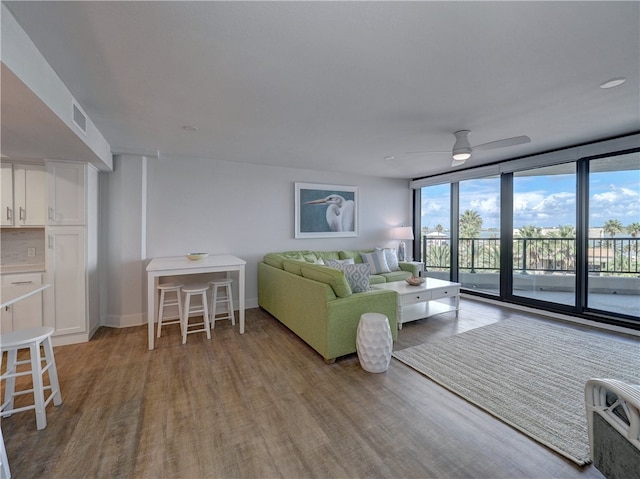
[1,228,46,266]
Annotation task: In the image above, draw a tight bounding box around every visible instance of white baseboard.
[463,294,640,338]
[104,312,146,328]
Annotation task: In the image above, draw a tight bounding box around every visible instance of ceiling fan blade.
[451,158,467,167]
[473,135,531,152]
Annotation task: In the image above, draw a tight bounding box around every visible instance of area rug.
[392,317,640,465]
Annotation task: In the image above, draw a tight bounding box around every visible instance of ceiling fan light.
[452,150,471,161]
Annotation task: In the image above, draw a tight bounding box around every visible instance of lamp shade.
[393,226,414,241]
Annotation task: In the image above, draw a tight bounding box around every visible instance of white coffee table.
[371,278,460,329]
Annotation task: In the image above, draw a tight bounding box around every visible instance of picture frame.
[295,182,358,238]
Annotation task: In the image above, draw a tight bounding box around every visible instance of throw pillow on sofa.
[360,250,391,274]
[327,262,371,293]
[326,258,355,266]
[376,247,400,271]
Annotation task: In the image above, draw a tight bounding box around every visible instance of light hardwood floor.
[4,298,631,478]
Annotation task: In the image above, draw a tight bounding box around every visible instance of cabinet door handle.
[19,206,25,221]
[6,206,12,221]
[48,207,55,221]
[11,280,33,285]
[49,235,54,249]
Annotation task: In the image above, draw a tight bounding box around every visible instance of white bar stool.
[156,283,184,338]
[0,426,9,479]
[182,284,211,344]
[1,326,62,430]
[209,279,235,329]
[0,350,10,479]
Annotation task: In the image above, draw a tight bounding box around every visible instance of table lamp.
[394,226,414,261]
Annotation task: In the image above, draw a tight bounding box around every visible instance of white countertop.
[1,264,46,275]
[0,283,50,308]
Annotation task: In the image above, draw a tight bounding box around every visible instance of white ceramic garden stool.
[181,284,211,344]
[356,313,393,373]
[156,283,184,338]
[0,327,62,430]
[209,279,235,329]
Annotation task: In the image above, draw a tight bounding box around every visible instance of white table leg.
[238,266,245,334]
[147,274,156,350]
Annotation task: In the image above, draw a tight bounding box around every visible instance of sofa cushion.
[360,250,391,274]
[376,247,400,271]
[368,274,386,285]
[339,250,373,263]
[282,259,306,276]
[379,270,412,282]
[326,258,355,267]
[328,263,371,293]
[314,251,341,262]
[300,263,352,298]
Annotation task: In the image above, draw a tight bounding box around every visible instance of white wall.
[104,154,412,326]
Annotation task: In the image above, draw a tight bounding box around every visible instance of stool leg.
[156,288,166,338]
[43,337,62,406]
[202,293,211,339]
[2,350,17,416]
[227,283,236,326]
[210,286,218,330]
[0,426,10,479]
[31,342,47,430]
[182,293,191,344]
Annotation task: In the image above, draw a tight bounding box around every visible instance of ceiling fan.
[449,130,531,167]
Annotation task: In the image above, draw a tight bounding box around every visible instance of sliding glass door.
[419,184,450,280]
[458,176,500,295]
[587,153,640,317]
[512,164,576,307]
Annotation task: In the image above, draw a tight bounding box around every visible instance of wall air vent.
[72,101,87,135]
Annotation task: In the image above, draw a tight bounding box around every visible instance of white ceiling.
[2,1,639,179]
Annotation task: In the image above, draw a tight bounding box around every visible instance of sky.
[420,169,640,232]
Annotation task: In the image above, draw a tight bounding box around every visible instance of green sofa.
[258,250,420,362]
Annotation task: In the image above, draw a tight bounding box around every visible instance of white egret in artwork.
[305,195,355,232]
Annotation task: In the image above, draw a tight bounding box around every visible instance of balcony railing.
[421,236,640,275]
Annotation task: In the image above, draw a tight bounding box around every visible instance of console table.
[371,278,460,329]
[146,255,246,350]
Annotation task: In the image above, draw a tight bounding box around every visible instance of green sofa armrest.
[398,262,420,276]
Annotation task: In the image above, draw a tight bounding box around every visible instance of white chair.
[0,350,11,479]
[156,283,184,338]
[181,284,211,344]
[585,378,640,478]
[1,327,62,430]
[209,279,235,329]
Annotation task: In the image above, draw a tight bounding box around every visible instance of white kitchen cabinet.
[1,272,44,333]
[44,161,98,345]
[14,163,46,226]
[1,162,13,226]
[44,226,86,336]
[0,162,46,227]
[46,161,85,225]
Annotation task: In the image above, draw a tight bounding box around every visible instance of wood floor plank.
[1,298,615,478]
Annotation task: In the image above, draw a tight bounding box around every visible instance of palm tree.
[435,224,444,234]
[626,222,640,238]
[626,222,640,262]
[603,219,623,238]
[459,210,483,271]
[548,225,576,272]
[516,225,544,271]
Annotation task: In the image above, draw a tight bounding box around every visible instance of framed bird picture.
[295,182,359,238]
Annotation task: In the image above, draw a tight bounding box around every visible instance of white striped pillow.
[360,250,391,274]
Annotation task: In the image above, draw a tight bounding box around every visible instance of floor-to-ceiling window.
[459,176,500,295]
[411,135,639,328]
[587,153,640,317]
[512,163,576,307]
[419,183,450,280]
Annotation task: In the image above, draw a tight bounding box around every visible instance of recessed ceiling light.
[600,77,626,89]
[181,125,198,132]
[384,156,395,161]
